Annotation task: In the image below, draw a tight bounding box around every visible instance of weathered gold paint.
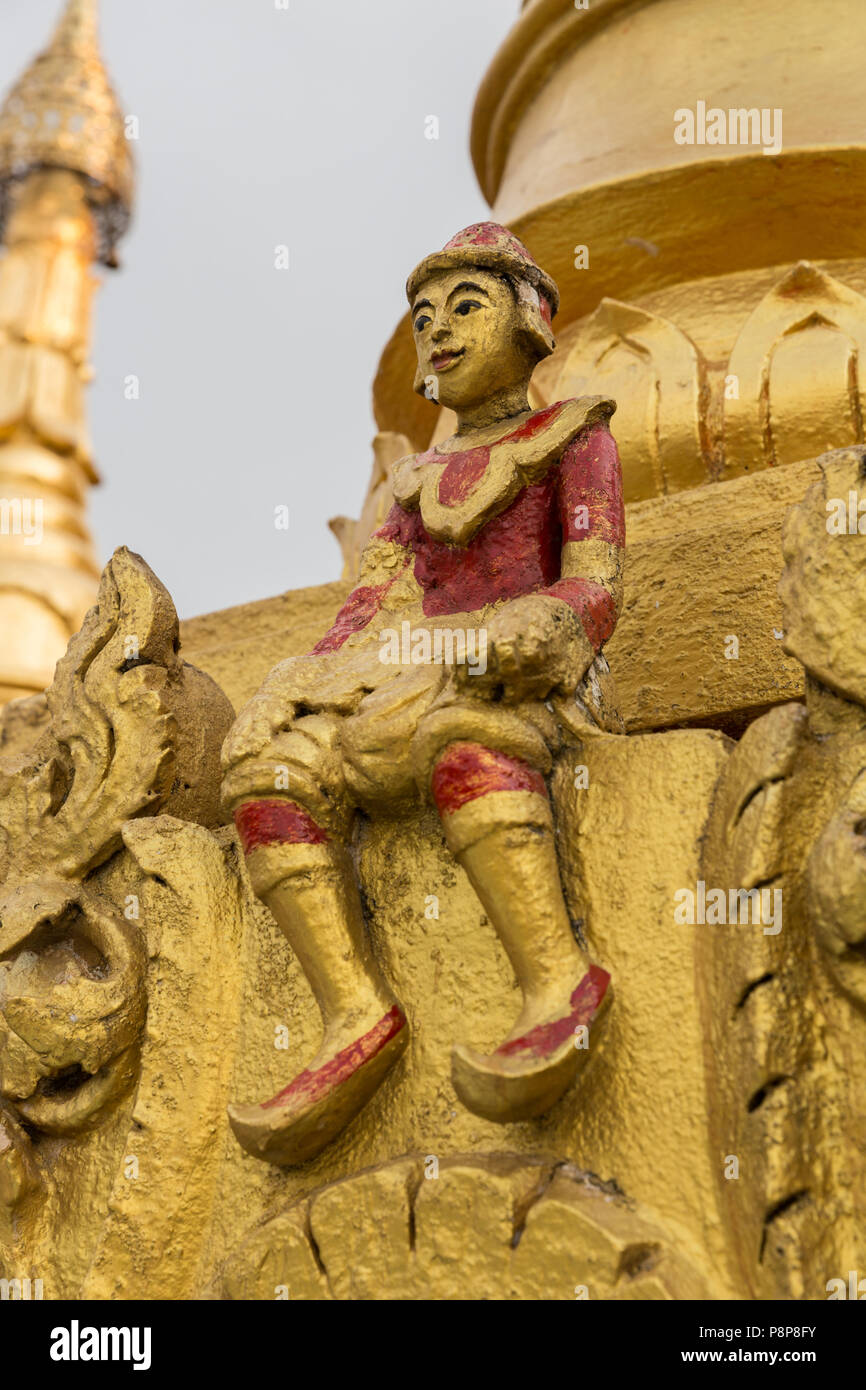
[1,0,865,1303]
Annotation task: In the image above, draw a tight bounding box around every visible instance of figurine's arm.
[455,421,624,702]
[311,505,415,654]
[539,420,625,648]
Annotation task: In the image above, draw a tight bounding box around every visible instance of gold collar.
[391,397,615,546]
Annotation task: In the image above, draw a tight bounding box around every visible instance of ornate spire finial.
[52,0,100,49]
[0,0,134,264]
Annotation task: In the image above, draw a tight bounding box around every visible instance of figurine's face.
[411,268,533,411]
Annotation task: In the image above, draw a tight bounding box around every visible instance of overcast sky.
[1,0,517,618]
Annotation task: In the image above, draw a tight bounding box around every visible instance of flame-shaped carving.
[699,448,866,1298]
[725,264,866,475]
[0,547,180,1142]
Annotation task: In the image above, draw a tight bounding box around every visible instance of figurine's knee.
[411,697,557,805]
[341,665,445,808]
[221,712,351,839]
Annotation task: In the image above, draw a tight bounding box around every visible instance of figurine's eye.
[454,299,480,316]
[414,314,431,333]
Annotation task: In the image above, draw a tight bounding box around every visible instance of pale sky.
[1,0,518,618]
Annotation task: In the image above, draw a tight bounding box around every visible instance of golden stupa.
[1,0,865,1304]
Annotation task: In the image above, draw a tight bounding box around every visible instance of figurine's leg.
[431,740,610,1123]
[226,798,406,1165]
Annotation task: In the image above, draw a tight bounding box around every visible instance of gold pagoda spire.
[54,0,100,43]
[0,0,134,704]
[0,0,133,264]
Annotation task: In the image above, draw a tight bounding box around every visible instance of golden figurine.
[221,224,625,1164]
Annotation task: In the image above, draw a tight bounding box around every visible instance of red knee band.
[431,742,548,817]
[234,799,328,853]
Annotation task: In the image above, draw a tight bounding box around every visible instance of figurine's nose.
[431,321,450,341]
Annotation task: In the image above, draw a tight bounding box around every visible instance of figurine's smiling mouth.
[431,348,465,372]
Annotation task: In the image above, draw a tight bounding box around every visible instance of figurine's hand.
[222,655,326,765]
[454,594,593,703]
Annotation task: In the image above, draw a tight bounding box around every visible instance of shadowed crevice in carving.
[758,1189,809,1266]
[406,1160,425,1254]
[510,1158,628,1250]
[563,1162,628,1202]
[568,915,588,952]
[733,775,787,828]
[747,1074,791,1113]
[407,1200,416,1254]
[734,972,775,1014]
[33,1062,89,1098]
[510,1159,557,1249]
[303,1206,331,1291]
[752,873,783,891]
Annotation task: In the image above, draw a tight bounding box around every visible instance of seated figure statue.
[221,222,625,1165]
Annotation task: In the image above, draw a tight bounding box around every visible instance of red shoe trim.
[260,1005,406,1111]
[495,965,610,1059]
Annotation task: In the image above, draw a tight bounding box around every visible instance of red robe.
[312,398,625,659]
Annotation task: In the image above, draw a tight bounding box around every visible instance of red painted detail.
[313,414,624,632]
[539,295,552,327]
[500,400,565,443]
[541,578,618,651]
[496,964,610,1059]
[560,424,625,546]
[437,446,490,505]
[411,472,561,616]
[311,580,394,654]
[260,1005,406,1111]
[431,741,548,817]
[234,799,328,853]
[443,222,534,259]
[373,503,416,546]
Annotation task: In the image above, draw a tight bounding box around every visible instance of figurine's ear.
[515,279,556,360]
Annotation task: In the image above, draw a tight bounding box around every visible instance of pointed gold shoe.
[452,965,611,1123]
[228,1005,407,1166]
